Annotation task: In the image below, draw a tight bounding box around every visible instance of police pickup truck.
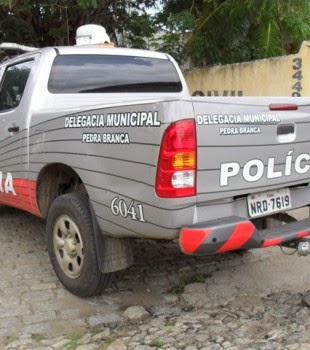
[0,25,309,297]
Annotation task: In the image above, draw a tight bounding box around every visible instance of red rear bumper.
[179,216,310,255]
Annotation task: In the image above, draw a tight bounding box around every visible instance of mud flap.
[89,200,134,273]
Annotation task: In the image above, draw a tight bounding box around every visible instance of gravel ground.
[4,289,309,350]
[0,206,309,350]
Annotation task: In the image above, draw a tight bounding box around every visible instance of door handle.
[8,125,19,133]
[277,123,295,143]
[277,124,295,135]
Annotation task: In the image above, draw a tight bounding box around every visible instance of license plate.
[247,188,291,218]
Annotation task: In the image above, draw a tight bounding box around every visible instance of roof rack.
[0,42,38,52]
[0,42,38,62]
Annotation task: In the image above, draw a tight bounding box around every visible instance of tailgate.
[193,97,310,202]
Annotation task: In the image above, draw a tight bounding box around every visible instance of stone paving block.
[30,282,58,291]
[50,338,70,349]
[30,300,62,313]
[57,307,84,319]
[0,316,22,329]
[4,337,34,349]
[0,295,21,306]
[87,313,121,327]
[22,311,57,325]
[20,322,52,335]
[0,305,31,319]
[40,276,59,283]
[21,289,55,302]
[2,285,29,295]
[22,273,54,280]
[77,344,100,350]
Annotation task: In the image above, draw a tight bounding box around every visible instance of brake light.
[269,104,298,111]
[156,119,196,197]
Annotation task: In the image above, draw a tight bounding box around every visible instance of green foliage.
[150,338,165,348]
[0,0,156,47]
[77,0,98,8]
[121,11,156,49]
[104,336,117,344]
[32,333,47,342]
[64,333,83,350]
[0,0,308,67]
[171,273,207,294]
[151,9,195,64]
[155,0,310,66]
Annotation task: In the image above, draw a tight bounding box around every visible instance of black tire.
[46,192,112,297]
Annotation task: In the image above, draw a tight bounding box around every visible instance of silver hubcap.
[53,215,84,279]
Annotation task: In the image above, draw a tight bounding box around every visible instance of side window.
[0,60,33,112]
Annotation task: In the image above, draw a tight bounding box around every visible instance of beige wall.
[184,41,309,97]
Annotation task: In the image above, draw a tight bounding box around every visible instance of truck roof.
[54,46,170,60]
[1,45,171,65]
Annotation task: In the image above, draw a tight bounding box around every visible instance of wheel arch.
[36,163,86,218]
[37,163,133,276]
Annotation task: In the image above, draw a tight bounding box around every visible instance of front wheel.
[46,192,112,297]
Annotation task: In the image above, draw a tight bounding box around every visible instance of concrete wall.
[184,41,309,97]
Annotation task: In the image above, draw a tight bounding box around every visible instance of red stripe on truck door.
[0,179,41,217]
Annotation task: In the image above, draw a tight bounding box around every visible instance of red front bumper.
[179,216,310,255]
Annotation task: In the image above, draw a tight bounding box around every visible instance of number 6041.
[111,197,145,222]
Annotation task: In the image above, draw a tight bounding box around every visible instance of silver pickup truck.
[0,31,309,296]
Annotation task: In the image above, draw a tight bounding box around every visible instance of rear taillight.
[156,119,196,197]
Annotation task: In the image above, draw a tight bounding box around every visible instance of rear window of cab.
[48,54,183,93]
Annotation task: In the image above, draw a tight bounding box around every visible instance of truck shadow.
[0,205,246,300]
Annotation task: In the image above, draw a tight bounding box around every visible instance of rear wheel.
[46,192,112,297]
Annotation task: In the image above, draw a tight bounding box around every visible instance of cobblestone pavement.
[0,205,309,349]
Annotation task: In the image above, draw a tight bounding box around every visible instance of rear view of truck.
[179,98,310,256]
